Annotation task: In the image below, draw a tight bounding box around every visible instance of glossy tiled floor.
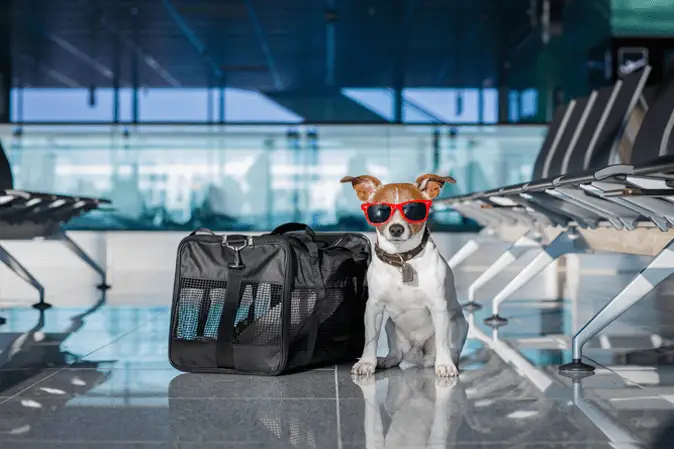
[2,239,674,448]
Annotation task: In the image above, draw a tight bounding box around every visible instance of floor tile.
[0,369,60,399]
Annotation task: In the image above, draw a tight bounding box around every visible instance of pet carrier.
[169,223,371,375]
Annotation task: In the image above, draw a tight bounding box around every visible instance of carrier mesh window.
[234,282,284,345]
[286,282,364,369]
[290,288,318,338]
[174,278,283,344]
[314,288,354,355]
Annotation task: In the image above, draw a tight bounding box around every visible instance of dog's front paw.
[351,373,376,389]
[435,375,459,390]
[435,364,459,378]
[352,360,376,376]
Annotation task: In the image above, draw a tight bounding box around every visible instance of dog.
[352,368,468,449]
[340,173,468,378]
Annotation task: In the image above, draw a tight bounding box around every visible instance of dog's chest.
[368,248,446,307]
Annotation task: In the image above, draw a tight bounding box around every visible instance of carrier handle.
[270,223,316,239]
[189,228,215,236]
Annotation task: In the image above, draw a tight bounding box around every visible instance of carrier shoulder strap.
[297,237,327,366]
[216,235,248,368]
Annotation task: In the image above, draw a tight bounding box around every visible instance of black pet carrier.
[169,223,371,375]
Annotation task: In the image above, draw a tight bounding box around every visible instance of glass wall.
[10,88,304,124]
[10,87,504,125]
[2,124,545,232]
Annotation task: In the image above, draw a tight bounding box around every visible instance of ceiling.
[10,0,537,90]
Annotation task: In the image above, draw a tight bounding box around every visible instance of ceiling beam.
[77,0,182,87]
[19,54,82,88]
[161,0,224,81]
[392,0,418,122]
[244,0,283,90]
[15,16,117,84]
[325,0,336,87]
[47,33,114,81]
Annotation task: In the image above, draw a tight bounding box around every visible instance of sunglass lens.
[366,204,392,224]
[402,202,428,221]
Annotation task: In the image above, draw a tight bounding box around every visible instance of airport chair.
[0,141,112,310]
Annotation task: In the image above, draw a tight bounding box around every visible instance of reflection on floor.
[2,242,674,447]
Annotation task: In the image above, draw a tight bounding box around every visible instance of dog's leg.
[422,338,436,368]
[444,267,469,368]
[377,318,407,369]
[448,309,468,367]
[353,300,385,376]
[352,376,386,449]
[429,305,459,377]
[426,308,468,370]
[427,377,462,448]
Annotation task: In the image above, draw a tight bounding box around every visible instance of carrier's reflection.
[351,368,469,449]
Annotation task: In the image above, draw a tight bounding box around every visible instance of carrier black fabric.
[169,223,371,375]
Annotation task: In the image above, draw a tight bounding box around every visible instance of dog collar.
[374,228,430,283]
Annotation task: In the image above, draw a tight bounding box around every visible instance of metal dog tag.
[401,263,414,283]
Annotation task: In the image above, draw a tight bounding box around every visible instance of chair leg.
[50,230,111,290]
[484,230,586,327]
[0,243,50,310]
[559,239,674,374]
[464,235,542,311]
[571,380,642,443]
[447,238,482,270]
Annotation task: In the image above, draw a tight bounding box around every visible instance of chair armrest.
[0,189,32,200]
[4,189,111,205]
[593,164,634,181]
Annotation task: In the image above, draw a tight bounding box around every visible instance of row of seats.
[436,64,674,375]
[0,142,111,315]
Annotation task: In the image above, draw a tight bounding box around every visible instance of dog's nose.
[389,224,405,237]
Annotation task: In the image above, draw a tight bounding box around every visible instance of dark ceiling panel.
[9,0,537,89]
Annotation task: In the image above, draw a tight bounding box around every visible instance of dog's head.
[340,173,455,247]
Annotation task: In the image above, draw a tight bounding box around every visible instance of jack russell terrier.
[340,173,468,378]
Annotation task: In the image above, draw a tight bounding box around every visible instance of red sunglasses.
[361,200,433,226]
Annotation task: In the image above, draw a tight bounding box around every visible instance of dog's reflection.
[352,367,467,448]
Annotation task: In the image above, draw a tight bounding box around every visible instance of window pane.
[118,88,134,122]
[138,88,210,122]
[224,88,303,122]
[341,88,394,121]
[509,91,521,122]
[521,88,538,118]
[403,88,483,123]
[11,88,115,122]
[482,89,498,124]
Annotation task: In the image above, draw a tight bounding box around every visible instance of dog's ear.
[340,175,382,202]
[415,173,456,199]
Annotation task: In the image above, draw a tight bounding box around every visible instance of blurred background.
[1,0,674,232]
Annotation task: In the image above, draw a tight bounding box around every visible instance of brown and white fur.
[340,174,468,378]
